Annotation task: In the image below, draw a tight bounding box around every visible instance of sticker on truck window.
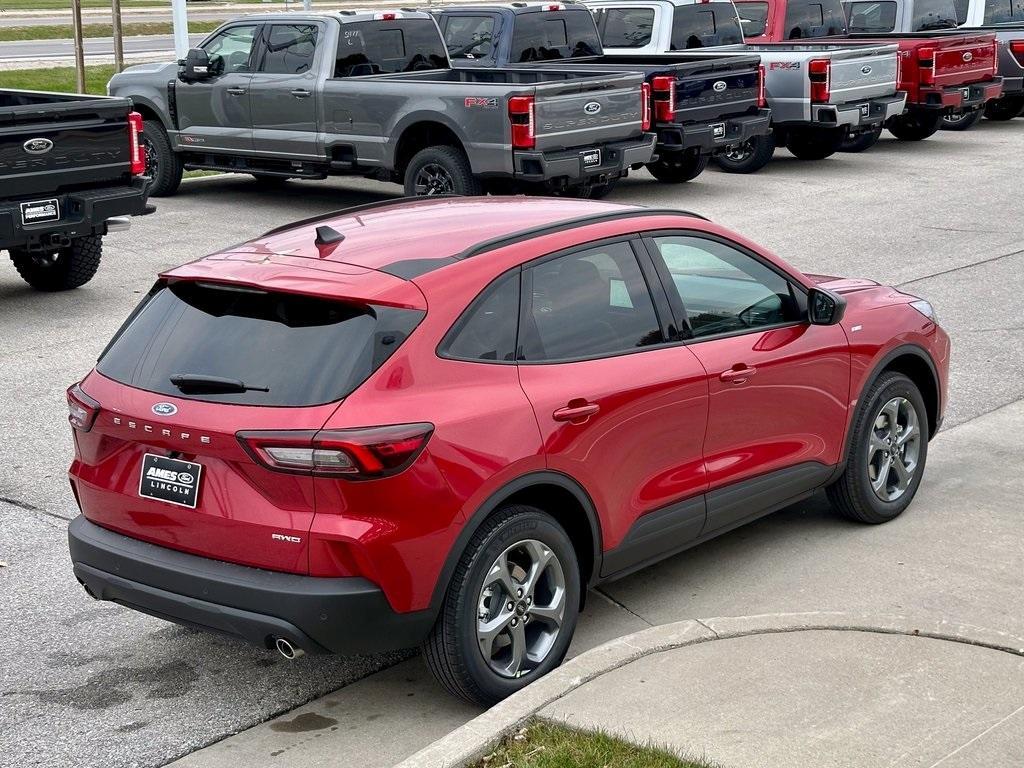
[465,97,499,108]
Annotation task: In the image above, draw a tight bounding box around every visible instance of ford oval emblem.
[713,80,727,93]
[583,101,602,115]
[23,138,54,155]
[963,52,973,62]
[861,65,872,75]
[152,402,178,416]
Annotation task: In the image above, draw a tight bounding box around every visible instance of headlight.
[910,299,937,324]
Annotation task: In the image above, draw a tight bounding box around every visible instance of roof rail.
[456,208,710,260]
[259,195,463,238]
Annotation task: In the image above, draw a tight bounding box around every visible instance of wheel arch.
[129,99,172,131]
[391,118,470,177]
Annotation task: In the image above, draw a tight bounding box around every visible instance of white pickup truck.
[584,0,907,171]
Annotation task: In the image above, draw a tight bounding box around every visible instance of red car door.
[643,232,850,536]
[514,238,710,577]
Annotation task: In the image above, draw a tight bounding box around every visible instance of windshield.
[97,282,423,406]
[737,2,770,36]
[912,0,960,29]
[846,1,898,31]
[510,10,601,61]
[670,3,745,48]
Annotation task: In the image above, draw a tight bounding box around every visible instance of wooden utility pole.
[112,0,125,73]
[71,0,86,93]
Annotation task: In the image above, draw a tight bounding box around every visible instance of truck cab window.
[334,20,447,77]
[511,11,600,62]
[259,25,319,74]
[982,0,1022,22]
[911,0,959,29]
[204,25,259,74]
[846,1,898,32]
[594,7,656,47]
[784,0,847,38]
[670,4,744,49]
[737,2,770,36]
[443,15,497,59]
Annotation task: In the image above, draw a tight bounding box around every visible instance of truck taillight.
[508,95,535,149]
[918,46,936,86]
[651,75,675,122]
[128,110,146,176]
[239,424,434,480]
[641,82,651,131]
[1011,40,1024,66]
[808,58,830,103]
[67,383,100,432]
[757,64,766,107]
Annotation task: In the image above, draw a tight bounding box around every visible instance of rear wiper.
[169,373,269,394]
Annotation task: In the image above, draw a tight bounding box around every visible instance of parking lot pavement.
[0,120,1021,768]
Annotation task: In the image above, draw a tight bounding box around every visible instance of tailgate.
[668,56,761,124]
[531,71,645,150]
[933,37,998,86]
[0,91,133,199]
[827,46,899,104]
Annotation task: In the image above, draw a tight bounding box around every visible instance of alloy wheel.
[413,163,455,195]
[722,141,753,162]
[867,396,921,502]
[141,135,160,180]
[476,539,566,679]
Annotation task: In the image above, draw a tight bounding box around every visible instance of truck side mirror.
[179,49,215,82]
[807,287,847,326]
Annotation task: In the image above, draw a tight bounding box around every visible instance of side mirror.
[807,287,847,326]
[178,48,215,82]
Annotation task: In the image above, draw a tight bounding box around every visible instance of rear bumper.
[807,93,907,129]
[657,109,772,155]
[1000,76,1023,95]
[0,176,150,250]
[513,133,657,184]
[959,78,1005,109]
[68,515,434,656]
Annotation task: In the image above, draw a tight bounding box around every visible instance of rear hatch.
[70,266,425,574]
[531,71,646,149]
[0,90,132,199]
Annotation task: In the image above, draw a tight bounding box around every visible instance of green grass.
[472,720,717,768]
[0,63,116,94]
[0,19,222,41]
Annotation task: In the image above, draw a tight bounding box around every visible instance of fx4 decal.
[464,97,499,108]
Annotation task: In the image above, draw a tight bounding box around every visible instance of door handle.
[719,365,757,384]
[226,87,247,96]
[552,401,600,424]
[290,88,312,98]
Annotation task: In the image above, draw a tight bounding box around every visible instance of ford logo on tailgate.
[23,138,53,155]
[713,80,728,93]
[963,52,973,62]
[861,65,873,75]
[583,101,602,115]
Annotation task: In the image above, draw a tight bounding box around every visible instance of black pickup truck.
[435,2,772,183]
[1,89,151,291]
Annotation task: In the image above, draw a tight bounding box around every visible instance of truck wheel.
[10,235,102,291]
[141,120,183,197]
[422,504,580,706]
[839,124,883,153]
[784,128,844,160]
[404,146,483,197]
[886,111,943,141]
[826,372,928,525]
[941,109,984,131]
[984,96,1024,121]
[646,151,709,183]
[713,134,775,174]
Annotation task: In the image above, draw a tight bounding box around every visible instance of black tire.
[984,96,1024,121]
[250,174,293,186]
[560,178,618,199]
[784,128,844,160]
[713,133,776,174]
[422,504,581,706]
[826,371,929,525]
[839,124,883,153]
[10,234,102,291]
[403,145,483,197]
[646,151,709,183]
[886,111,943,141]
[941,109,984,131]
[141,119,183,197]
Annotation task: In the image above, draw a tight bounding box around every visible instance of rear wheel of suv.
[941,109,984,131]
[646,150,709,183]
[713,133,775,174]
[839,124,883,153]
[984,96,1024,121]
[141,120,183,197]
[784,128,844,160]
[886,111,943,141]
[423,504,581,706]
[404,145,483,197]
[10,234,102,291]
[827,372,929,525]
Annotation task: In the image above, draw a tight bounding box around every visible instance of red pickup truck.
[734,0,1004,149]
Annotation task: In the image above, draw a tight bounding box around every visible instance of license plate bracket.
[711,122,727,140]
[858,103,871,119]
[139,453,202,509]
[581,149,602,169]
[20,198,60,226]
[960,87,971,101]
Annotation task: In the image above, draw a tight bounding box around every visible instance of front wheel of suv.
[827,371,929,524]
[423,505,581,706]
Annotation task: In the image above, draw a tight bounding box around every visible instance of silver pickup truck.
[108,10,656,198]
[585,0,907,171]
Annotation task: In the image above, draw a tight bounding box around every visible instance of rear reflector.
[128,111,146,176]
[67,383,100,432]
[508,95,536,149]
[808,58,830,103]
[641,82,651,131]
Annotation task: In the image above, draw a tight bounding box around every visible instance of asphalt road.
[1,119,1022,767]
[0,32,203,60]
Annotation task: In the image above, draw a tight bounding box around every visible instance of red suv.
[67,197,949,704]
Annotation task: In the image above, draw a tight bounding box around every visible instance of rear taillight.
[809,58,830,103]
[1009,40,1024,67]
[128,111,146,176]
[240,424,434,480]
[757,64,766,108]
[918,46,936,86]
[651,74,675,122]
[508,95,535,150]
[67,383,100,432]
[640,82,651,131]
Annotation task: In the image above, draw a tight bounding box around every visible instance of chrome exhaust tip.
[275,637,304,660]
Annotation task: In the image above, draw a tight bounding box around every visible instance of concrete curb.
[394,611,1024,768]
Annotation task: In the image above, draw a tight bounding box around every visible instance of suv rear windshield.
[510,10,601,62]
[97,282,423,406]
[334,19,448,77]
[670,4,745,49]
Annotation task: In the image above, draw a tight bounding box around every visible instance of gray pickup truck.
[585,0,906,171]
[107,10,656,198]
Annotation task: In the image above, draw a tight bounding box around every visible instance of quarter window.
[259,24,319,74]
[519,242,663,361]
[203,25,258,73]
[443,271,520,362]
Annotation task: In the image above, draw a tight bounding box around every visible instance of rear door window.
[783,0,847,38]
[334,19,448,77]
[443,15,498,60]
[593,7,656,47]
[97,282,424,406]
[911,0,960,29]
[670,4,745,49]
[510,10,601,62]
[737,2,770,36]
[258,24,319,74]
